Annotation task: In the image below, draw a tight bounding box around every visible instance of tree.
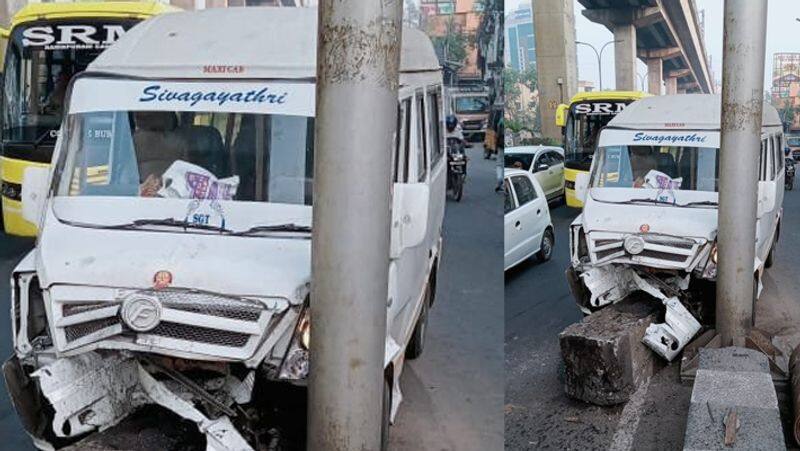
[429,18,470,67]
[503,65,539,134]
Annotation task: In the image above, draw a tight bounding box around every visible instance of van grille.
[588,232,701,269]
[54,290,276,360]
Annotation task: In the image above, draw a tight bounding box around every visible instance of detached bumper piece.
[575,264,701,361]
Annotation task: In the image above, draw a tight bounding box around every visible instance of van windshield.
[591,145,719,192]
[57,110,315,205]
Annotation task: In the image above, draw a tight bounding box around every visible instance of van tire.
[380,377,391,451]
[752,274,759,327]
[765,242,775,268]
[405,289,429,359]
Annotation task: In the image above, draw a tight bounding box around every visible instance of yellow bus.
[0,1,176,236]
[555,91,650,208]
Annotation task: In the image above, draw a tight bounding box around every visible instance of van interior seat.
[657,152,678,178]
[232,116,257,201]
[181,125,227,177]
[133,111,187,182]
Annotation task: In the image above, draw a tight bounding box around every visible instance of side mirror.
[390,183,430,259]
[575,172,590,204]
[555,104,568,128]
[22,166,49,226]
[757,180,776,218]
[536,163,549,172]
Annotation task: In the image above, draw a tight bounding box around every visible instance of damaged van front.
[567,95,784,361]
[3,7,445,450]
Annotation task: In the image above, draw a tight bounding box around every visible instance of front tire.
[406,287,430,359]
[537,228,554,262]
[380,377,391,451]
[453,176,464,202]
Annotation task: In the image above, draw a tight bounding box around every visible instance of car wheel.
[405,287,429,359]
[537,228,554,262]
[380,377,391,451]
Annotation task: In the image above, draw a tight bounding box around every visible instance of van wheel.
[752,274,759,327]
[380,377,391,451]
[537,228,554,262]
[405,288,429,359]
[765,242,775,268]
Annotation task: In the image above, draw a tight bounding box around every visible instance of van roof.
[607,94,782,131]
[9,1,176,29]
[87,7,441,82]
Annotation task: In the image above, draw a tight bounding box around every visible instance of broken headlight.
[702,243,718,279]
[279,305,310,380]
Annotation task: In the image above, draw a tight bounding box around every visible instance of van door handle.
[537,209,541,215]
[515,221,521,228]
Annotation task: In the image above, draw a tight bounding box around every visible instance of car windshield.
[591,145,720,192]
[455,96,489,114]
[504,153,534,170]
[56,110,315,205]
[788,137,800,147]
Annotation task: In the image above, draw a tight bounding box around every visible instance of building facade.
[420,0,485,78]
[504,3,535,73]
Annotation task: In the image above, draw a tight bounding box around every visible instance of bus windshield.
[564,100,632,171]
[2,20,135,161]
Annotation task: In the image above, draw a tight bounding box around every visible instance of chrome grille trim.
[588,232,703,269]
[51,289,280,360]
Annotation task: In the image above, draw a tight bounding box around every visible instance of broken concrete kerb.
[560,297,664,406]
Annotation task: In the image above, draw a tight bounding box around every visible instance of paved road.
[0,144,504,450]
[390,143,504,450]
[505,185,800,450]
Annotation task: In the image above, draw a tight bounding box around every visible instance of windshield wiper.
[678,200,718,208]
[62,217,232,233]
[232,223,312,236]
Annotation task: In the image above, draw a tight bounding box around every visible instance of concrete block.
[683,347,785,451]
[559,297,663,405]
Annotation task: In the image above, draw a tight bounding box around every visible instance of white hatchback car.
[504,145,565,201]
[504,168,554,271]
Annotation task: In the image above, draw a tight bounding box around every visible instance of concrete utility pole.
[308,0,402,449]
[532,0,578,141]
[716,0,768,345]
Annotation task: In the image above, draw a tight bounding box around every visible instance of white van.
[4,8,445,450]
[568,94,784,360]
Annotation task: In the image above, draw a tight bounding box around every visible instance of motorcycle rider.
[446,115,464,145]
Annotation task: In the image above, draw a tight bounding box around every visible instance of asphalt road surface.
[505,183,800,450]
[0,144,504,450]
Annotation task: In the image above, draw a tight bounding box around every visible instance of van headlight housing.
[279,304,310,380]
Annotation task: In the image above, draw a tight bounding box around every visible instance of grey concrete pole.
[308,0,402,449]
[716,0,768,345]
[533,0,578,140]
[613,23,637,91]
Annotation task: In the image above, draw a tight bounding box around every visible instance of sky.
[507,0,800,92]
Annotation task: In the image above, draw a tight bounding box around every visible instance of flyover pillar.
[665,76,678,95]
[614,23,637,91]
[532,0,577,141]
[646,58,662,95]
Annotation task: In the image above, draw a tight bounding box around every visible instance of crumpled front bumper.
[4,352,257,451]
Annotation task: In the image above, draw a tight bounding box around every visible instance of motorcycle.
[786,157,795,191]
[447,137,467,201]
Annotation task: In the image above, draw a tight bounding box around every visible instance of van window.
[591,145,719,192]
[416,94,428,182]
[774,135,784,173]
[427,88,443,167]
